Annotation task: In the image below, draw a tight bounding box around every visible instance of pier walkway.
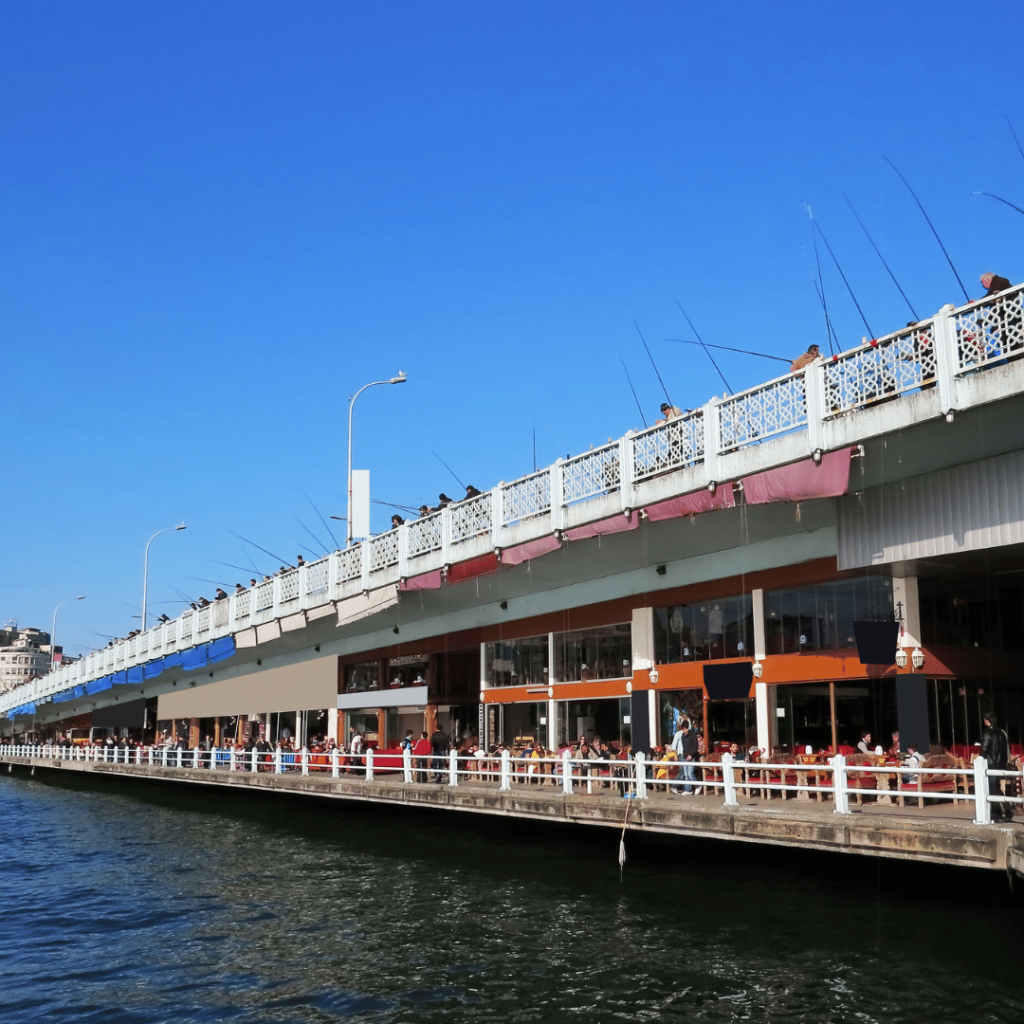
[5,746,1023,879]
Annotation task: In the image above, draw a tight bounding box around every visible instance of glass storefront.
[484,635,548,687]
[654,595,753,662]
[553,624,631,681]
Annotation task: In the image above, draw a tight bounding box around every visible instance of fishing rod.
[884,156,970,304]
[972,191,1024,218]
[431,451,465,490]
[301,488,341,551]
[187,577,231,588]
[292,513,330,556]
[665,338,789,364]
[371,498,422,515]
[1007,114,1024,167]
[672,302,733,394]
[227,529,294,570]
[620,357,648,427]
[533,423,537,473]
[297,543,319,560]
[809,231,838,354]
[633,318,677,405]
[215,559,270,579]
[844,193,920,321]
[805,204,876,339]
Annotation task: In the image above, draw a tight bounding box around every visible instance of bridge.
[3,284,1024,776]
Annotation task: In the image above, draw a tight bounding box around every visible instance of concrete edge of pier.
[5,754,1021,876]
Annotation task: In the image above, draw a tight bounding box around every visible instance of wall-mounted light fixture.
[752,660,763,679]
[895,648,908,669]
[649,667,659,685]
[911,648,925,671]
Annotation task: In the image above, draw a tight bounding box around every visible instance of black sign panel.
[629,690,650,754]
[92,698,146,729]
[702,662,754,701]
[852,621,899,665]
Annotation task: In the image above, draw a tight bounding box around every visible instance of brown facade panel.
[157,656,339,719]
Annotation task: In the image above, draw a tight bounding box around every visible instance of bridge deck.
[6,753,1022,877]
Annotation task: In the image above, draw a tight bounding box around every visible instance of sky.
[3,0,1023,657]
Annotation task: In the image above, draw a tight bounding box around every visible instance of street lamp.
[347,372,407,547]
[142,523,187,630]
[51,595,85,672]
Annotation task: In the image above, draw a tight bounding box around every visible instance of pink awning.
[501,534,562,565]
[563,513,638,541]
[645,487,735,522]
[399,570,443,592]
[446,553,500,584]
[741,448,853,505]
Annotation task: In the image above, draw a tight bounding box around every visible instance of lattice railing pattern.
[138,633,148,655]
[451,493,492,542]
[720,375,806,450]
[335,546,362,583]
[562,444,621,503]
[632,413,705,481]
[180,614,193,642]
[196,606,211,632]
[823,325,935,414]
[279,571,300,602]
[954,289,1024,371]
[213,601,230,627]
[306,560,329,594]
[127,638,137,659]
[255,582,274,612]
[235,590,251,618]
[502,470,551,526]
[370,532,399,572]
[407,515,442,558]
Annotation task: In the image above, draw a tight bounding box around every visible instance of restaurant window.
[765,576,893,655]
[918,578,1018,650]
[345,660,379,693]
[553,623,631,682]
[386,654,428,688]
[484,635,549,687]
[654,595,753,663]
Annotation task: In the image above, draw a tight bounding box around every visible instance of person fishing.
[790,344,820,373]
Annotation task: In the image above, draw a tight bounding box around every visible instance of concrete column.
[754,681,777,755]
[630,606,655,674]
[752,588,766,661]
[893,576,921,649]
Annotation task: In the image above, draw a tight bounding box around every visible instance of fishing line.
[884,156,970,304]
[805,203,876,339]
[620,357,649,427]
[673,301,733,394]
[633,318,676,405]
[844,193,920,321]
[666,338,789,363]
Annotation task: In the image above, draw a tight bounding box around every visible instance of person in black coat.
[981,712,1012,821]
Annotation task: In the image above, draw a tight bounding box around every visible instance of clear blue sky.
[3,0,1023,656]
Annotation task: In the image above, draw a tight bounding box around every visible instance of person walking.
[981,712,1012,822]
[430,725,448,783]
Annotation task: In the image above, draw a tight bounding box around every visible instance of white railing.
[4,287,1024,717]
[3,744,1020,826]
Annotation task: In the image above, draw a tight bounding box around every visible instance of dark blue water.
[1,770,1021,1023]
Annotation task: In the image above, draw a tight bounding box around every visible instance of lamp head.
[390,371,408,384]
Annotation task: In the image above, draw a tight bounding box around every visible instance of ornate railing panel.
[633,413,705,481]
[450,493,492,543]
[954,288,1024,372]
[501,470,551,526]
[255,582,274,612]
[213,600,230,628]
[235,590,251,618]
[306,559,329,594]
[180,614,193,643]
[336,546,362,583]
[823,325,935,416]
[719,375,806,451]
[370,532,399,572]
[407,514,442,558]
[279,571,300,602]
[562,444,621,503]
[196,606,211,633]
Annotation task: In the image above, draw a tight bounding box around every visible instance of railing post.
[833,754,850,814]
[448,748,458,787]
[397,521,409,581]
[933,304,958,417]
[500,749,512,791]
[274,747,283,774]
[301,747,309,776]
[251,748,258,773]
[550,458,565,533]
[209,746,218,770]
[161,747,168,768]
[562,749,573,795]
[722,752,738,806]
[230,747,236,772]
[440,506,453,570]
[403,746,413,784]
[192,748,200,770]
[331,746,339,779]
[634,752,647,800]
[973,756,991,824]
[489,485,504,553]
[702,398,721,490]
[805,360,826,453]
[618,433,635,514]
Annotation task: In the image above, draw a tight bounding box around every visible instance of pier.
[5,745,1023,878]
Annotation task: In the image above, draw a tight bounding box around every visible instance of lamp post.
[347,372,407,547]
[51,595,85,672]
[142,523,187,630]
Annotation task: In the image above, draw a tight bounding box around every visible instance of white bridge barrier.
[2,744,1021,826]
